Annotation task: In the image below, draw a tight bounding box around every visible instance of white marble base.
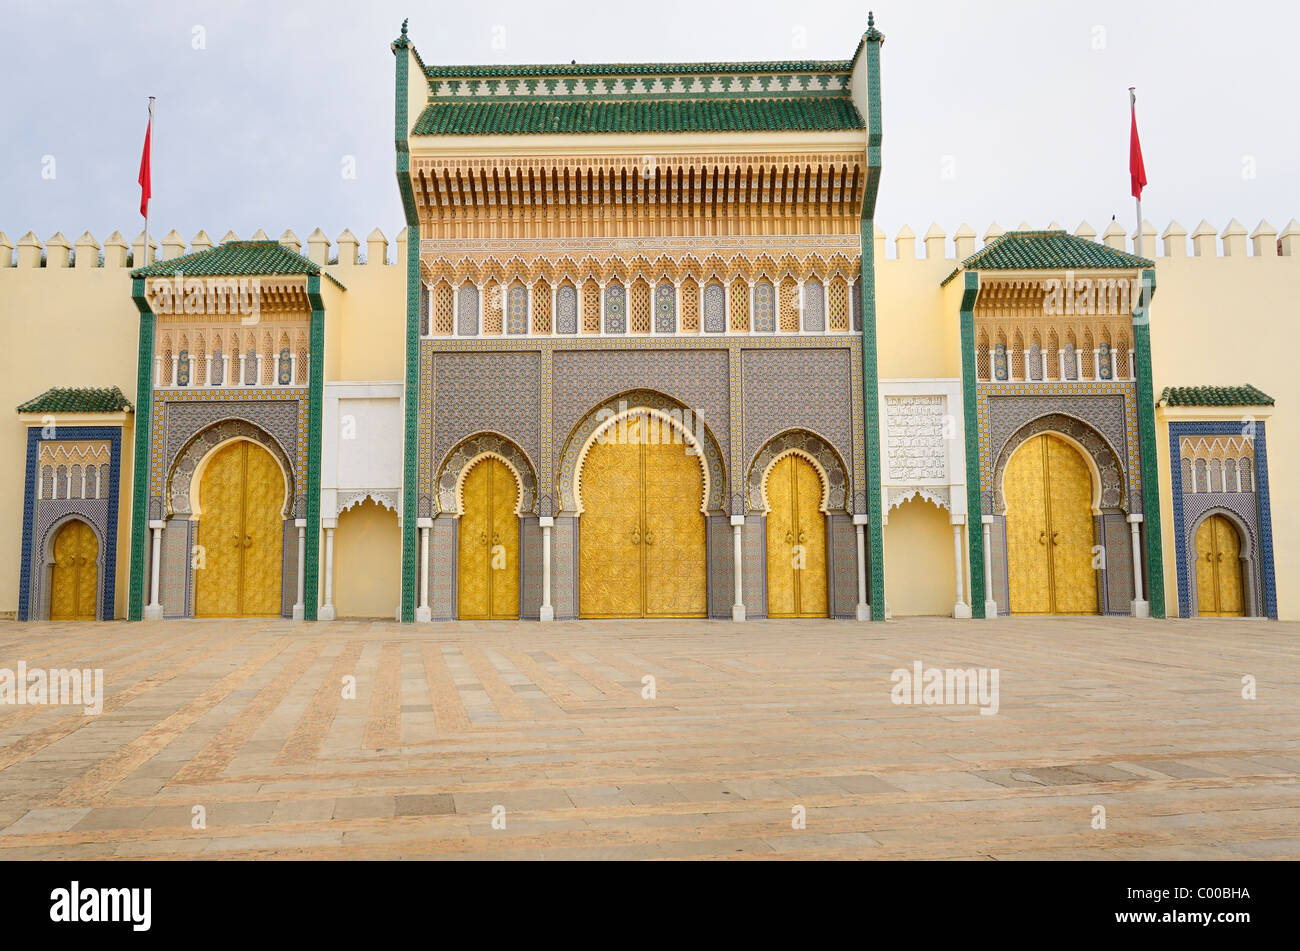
[292,604,305,621]
[855,603,871,622]
[732,605,746,622]
[984,600,999,618]
[318,605,336,621]
[952,602,972,619]
[539,606,554,622]
[143,604,163,621]
[415,606,432,622]
[1130,599,1150,619]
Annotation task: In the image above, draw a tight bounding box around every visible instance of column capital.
[538,516,555,528]
[1127,513,1144,524]
[852,514,870,526]
[417,517,434,528]
[295,518,307,528]
[730,515,745,527]
[148,519,166,530]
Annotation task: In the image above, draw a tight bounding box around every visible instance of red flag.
[138,116,152,218]
[1129,103,1147,200]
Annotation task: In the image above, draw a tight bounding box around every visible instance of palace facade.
[2,18,1294,623]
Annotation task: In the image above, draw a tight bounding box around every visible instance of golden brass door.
[579,413,707,618]
[1195,514,1245,617]
[50,520,98,620]
[766,455,828,618]
[457,458,520,619]
[195,440,285,617]
[1005,433,1098,615]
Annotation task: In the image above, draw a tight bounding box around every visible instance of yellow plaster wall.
[876,253,962,380]
[1150,255,1300,619]
[332,499,401,618]
[324,261,405,382]
[883,497,955,616]
[0,266,140,617]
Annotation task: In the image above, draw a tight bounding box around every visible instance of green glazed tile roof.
[413,97,864,136]
[1159,385,1274,407]
[131,241,321,279]
[948,230,1154,281]
[425,60,853,79]
[17,386,133,414]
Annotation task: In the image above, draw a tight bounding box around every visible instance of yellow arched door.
[766,455,828,618]
[1005,433,1097,615]
[50,520,98,620]
[1195,515,1245,617]
[458,458,520,619]
[579,413,707,618]
[195,440,285,617]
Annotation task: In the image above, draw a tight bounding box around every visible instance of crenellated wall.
[3,218,1296,618]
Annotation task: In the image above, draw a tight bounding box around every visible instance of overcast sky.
[2,0,1295,255]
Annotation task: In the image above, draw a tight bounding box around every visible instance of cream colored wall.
[333,499,401,618]
[0,261,140,617]
[324,258,405,383]
[1149,245,1300,619]
[876,234,963,380]
[883,497,954,616]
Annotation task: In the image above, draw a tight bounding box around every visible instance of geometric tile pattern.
[2,617,1298,859]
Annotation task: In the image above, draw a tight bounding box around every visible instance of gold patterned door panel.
[1195,515,1245,617]
[766,455,828,618]
[580,414,707,618]
[1046,434,1098,615]
[458,458,520,619]
[1006,434,1097,615]
[195,440,285,618]
[240,441,285,617]
[642,422,708,618]
[50,520,98,620]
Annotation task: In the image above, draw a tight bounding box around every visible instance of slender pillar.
[981,516,998,618]
[1128,513,1149,618]
[539,516,555,621]
[416,518,432,621]
[144,519,165,620]
[292,519,306,620]
[731,515,745,621]
[951,518,971,618]
[319,522,337,620]
[854,514,870,621]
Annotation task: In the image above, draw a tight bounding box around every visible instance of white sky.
[2,0,1295,252]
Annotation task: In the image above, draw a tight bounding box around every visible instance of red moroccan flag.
[138,115,152,218]
[1129,103,1147,200]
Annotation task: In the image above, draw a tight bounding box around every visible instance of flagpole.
[1129,88,1142,259]
[144,97,155,266]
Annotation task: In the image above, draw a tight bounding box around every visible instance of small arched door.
[50,520,98,620]
[1195,515,1245,617]
[1005,433,1098,614]
[458,458,520,619]
[765,454,828,618]
[194,440,285,617]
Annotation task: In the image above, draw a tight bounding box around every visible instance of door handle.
[245,534,253,548]
[491,533,500,546]
[644,531,654,546]
[797,531,806,543]
[631,530,640,545]
[1216,552,1223,562]
[785,531,794,543]
[480,532,488,545]
[1051,531,1060,546]
[1039,531,1047,545]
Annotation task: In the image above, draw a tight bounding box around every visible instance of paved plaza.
[0,616,1296,860]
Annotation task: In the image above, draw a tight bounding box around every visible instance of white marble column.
[951,517,971,618]
[731,515,745,621]
[981,516,998,618]
[1128,513,1149,618]
[319,522,337,620]
[539,516,554,622]
[854,514,870,621]
[144,519,165,620]
[293,519,306,620]
[416,518,433,622]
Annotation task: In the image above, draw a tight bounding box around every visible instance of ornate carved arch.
[747,429,849,513]
[1186,505,1260,617]
[435,432,537,516]
[167,420,295,519]
[992,412,1125,514]
[557,389,726,515]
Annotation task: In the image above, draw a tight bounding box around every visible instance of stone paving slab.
[0,615,1296,859]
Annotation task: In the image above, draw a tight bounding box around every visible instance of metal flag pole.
[1129,87,1142,260]
[144,97,155,266]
